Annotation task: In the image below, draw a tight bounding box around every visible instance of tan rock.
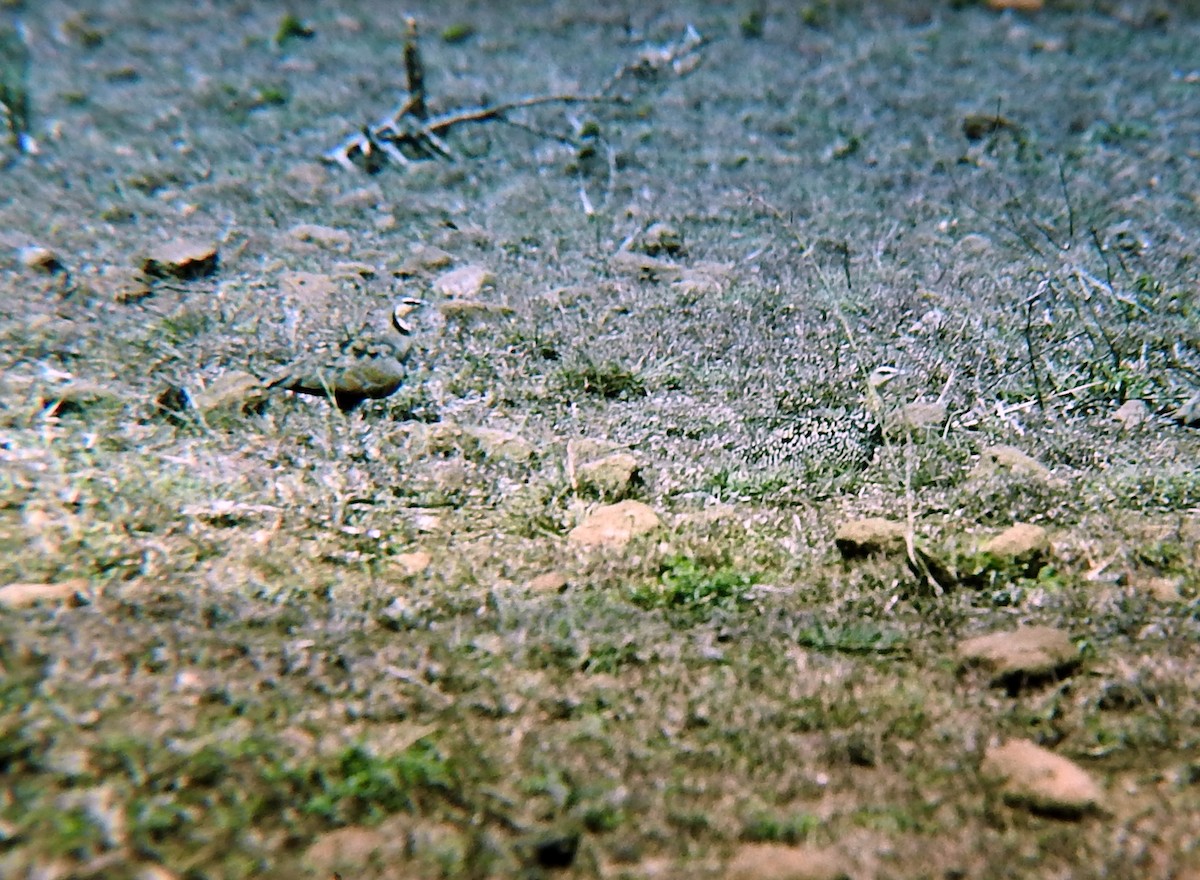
[433,264,494,298]
[0,578,87,609]
[191,371,269,416]
[461,426,533,463]
[396,244,453,275]
[287,223,352,249]
[981,739,1103,818]
[957,626,1079,687]
[19,245,66,274]
[834,517,907,558]
[302,826,397,875]
[981,523,1050,572]
[1112,399,1150,430]
[393,551,432,576]
[974,445,1054,482]
[577,452,641,500]
[140,238,219,279]
[987,0,1043,10]
[568,500,660,549]
[640,221,685,256]
[528,571,568,593]
[727,843,849,880]
[1132,576,1185,602]
[608,250,682,282]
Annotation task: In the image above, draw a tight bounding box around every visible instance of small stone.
[461,427,534,463]
[433,264,494,298]
[0,578,87,609]
[568,500,660,549]
[287,223,352,249]
[396,244,453,276]
[95,265,153,303]
[191,371,269,416]
[577,452,641,500]
[987,0,1043,10]
[980,523,1050,574]
[303,826,397,875]
[981,739,1103,819]
[727,843,849,880]
[608,250,682,283]
[140,238,219,279]
[134,865,181,880]
[640,222,685,256]
[1132,576,1185,602]
[957,626,1079,688]
[973,445,1054,482]
[1112,399,1150,429]
[393,552,432,576]
[1173,392,1200,428]
[528,571,568,593]
[834,517,907,559]
[20,245,66,274]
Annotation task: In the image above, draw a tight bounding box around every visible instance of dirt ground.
[1,1,1199,878]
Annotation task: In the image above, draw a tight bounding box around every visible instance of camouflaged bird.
[747,366,901,476]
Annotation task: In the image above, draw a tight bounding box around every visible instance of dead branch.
[324,21,705,173]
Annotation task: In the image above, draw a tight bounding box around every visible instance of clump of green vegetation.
[631,554,757,620]
[559,360,646,400]
[274,13,315,48]
[441,22,476,44]
[795,620,905,654]
[740,8,766,39]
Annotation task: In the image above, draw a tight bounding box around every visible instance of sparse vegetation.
[1,2,1198,879]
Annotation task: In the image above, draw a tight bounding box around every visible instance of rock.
[278,355,406,411]
[94,265,153,303]
[0,579,87,609]
[302,826,397,876]
[433,264,494,298]
[287,223,352,249]
[528,571,568,593]
[834,517,907,559]
[191,371,269,416]
[395,244,453,276]
[1112,399,1150,430]
[640,222,685,256]
[727,843,849,880]
[393,552,432,575]
[987,0,1043,10]
[973,445,1054,482]
[42,380,122,417]
[19,245,66,274]
[608,250,682,282]
[577,452,641,500]
[140,238,219,279]
[1173,392,1200,428]
[981,739,1103,819]
[1132,576,1184,602]
[461,427,534,463]
[568,500,660,549]
[957,626,1079,689]
[980,523,1050,575]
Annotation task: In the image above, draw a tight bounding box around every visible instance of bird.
[746,366,902,476]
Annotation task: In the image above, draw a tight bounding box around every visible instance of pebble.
[726,843,849,880]
[140,238,219,279]
[461,426,534,463]
[568,500,660,549]
[392,552,432,575]
[287,223,352,249]
[577,452,641,500]
[19,245,66,274]
[981,739,1103,818]
[0,579,87,609]
[433,264,494,298]
[957,625,1079,688]
[834,517,907,559]
[1112,399,1150,430]
[980,523,1050,574]
[528,571,568,593]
